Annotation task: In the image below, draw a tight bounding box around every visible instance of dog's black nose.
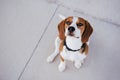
[68,26,75,32]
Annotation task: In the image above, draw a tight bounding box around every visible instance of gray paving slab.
[20,6,120,80]
[0,0,57,80]
[50,0,120,26]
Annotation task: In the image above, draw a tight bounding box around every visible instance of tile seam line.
[18,5,59,80]
[58,3,120,27]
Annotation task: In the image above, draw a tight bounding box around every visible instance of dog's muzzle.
[68,26,75,36]
[68,26,75,33]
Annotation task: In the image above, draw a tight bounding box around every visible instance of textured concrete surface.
[49,0,120,26]
[0,0,120,80]
[0,0,57,80]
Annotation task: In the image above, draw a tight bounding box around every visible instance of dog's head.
[58,16,93,43]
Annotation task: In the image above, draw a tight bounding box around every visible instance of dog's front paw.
[74,62,82,69]
[58,62,66,72]
[47,55,55,63]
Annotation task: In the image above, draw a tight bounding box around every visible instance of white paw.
[47,55,55,63]
[74,62,82,69]
[58,62,66,72]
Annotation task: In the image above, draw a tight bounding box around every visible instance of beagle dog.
[47,16,93,72]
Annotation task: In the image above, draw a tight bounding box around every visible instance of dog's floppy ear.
[58,19,66,40]
[82,20,93,43]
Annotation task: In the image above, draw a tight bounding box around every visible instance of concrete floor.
[0,0,120,80]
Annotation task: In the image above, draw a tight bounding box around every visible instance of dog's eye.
[66,21,71,25]
[77,23,83,27]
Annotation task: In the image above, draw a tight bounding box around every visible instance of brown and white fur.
[47,16,93,72]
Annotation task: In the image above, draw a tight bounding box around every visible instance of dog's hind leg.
[47,37,61,63]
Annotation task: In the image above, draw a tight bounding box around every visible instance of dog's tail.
[58,14,65,20]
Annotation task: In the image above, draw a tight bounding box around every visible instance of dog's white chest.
[66,36,82,50]
[61,47,86,61]
[61,36,86,62]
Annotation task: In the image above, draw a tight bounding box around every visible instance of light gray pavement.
[0,0,120,80]
[0,0,57,80]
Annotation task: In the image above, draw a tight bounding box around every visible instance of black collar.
[64,39,81,52]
